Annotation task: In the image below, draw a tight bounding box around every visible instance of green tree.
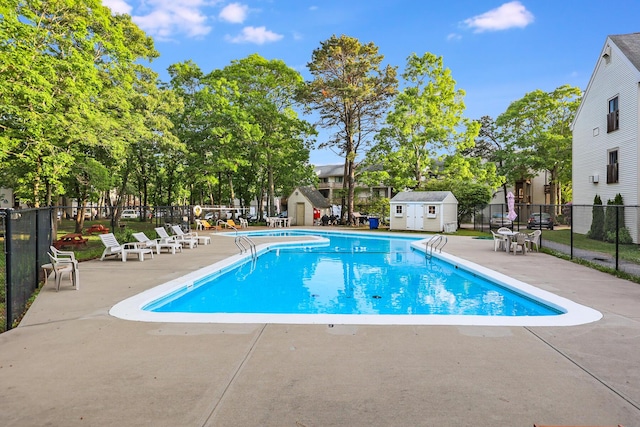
[366,53,478,191]
[425,179,492,226]
[0,0,159,208]
[218,54,316,217]
[463,116,510,203]
[496,85,581,206]
[300,34,398,223]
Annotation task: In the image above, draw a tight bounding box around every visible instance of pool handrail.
[235,235,256,260]
[425,234,447,259]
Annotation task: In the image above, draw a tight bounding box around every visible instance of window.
[426,205,437,218]
[607,149,618,184]
[334,176,343,183]
[607,96,619,132]
[394,205,403,217]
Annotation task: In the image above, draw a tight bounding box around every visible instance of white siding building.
[571,33,640,241]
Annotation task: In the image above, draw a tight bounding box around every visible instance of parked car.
[490,213,512,228]
[527,212,554,230]
[121,209,140,219]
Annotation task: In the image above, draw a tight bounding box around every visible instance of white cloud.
[130,0,213,41]
[219,2,249,23]
[447,33,462,41]
[102,0,133,15]
[463,1,534,32]
[225,26,283,44]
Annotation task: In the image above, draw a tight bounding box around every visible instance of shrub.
[587,195,604,241]
[605,227,633,244]
[603,193,625,242]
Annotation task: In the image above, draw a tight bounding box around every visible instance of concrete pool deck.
[1,230,639,426]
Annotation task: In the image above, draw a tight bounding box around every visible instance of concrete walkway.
[1,230,639,426]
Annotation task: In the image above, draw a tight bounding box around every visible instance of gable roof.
[295,186,331,208]
[610,33,640,72]
[571,32,640,130]
[390,191,456,203]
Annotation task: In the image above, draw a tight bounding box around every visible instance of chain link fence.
[1,208,53,332]
[472,203,640,279]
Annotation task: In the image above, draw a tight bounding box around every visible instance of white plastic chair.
[491,231,508,252]
[99,233,154,262]
[161,226,197,249]
[510,232,528,255]
[47,252,77,291]
[133,232,182,255]
[526,229,542,252]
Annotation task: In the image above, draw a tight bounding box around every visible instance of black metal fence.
[0,204,247,331]
[1,208,53,332]
[473,203,640,278]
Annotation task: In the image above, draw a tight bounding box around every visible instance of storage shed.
[286,187,332,226]
[389,191,458,232]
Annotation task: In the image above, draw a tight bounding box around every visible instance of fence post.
[570,204,573,259]
[615,205,619,271]
[4,208,13,330]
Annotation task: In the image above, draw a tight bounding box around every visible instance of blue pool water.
[143,231,560,317]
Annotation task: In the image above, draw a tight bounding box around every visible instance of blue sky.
[103,0,640,165]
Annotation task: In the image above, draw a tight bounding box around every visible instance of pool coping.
[109,229,602,326]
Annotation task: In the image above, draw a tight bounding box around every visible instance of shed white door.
[406,204,423,230]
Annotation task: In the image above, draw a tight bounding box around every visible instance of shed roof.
[390,191,456,203]
[294,186,331,208]
[610,33,640,72]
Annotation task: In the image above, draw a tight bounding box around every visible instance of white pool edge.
[109,230,603,326]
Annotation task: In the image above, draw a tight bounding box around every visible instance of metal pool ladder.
[235,235,257,260]
[425,234,447,259]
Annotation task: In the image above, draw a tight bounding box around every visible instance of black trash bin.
[369,217,379,229]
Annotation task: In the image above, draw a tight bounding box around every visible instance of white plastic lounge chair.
[510,232,528,255]
[170,225,199,248]
[99,233,154,262]
[156,226,197,249]
[47,252,77,291]
[133,231,182,255]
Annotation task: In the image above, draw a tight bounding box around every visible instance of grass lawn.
[542,228,640,263]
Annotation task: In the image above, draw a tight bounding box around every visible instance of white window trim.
[426,205,437,218]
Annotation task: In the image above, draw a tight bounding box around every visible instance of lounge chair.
[133,231,182,255]
[46,252,78,291]
[170,224,210,246]
[99,233,154,262]
[159,226,197,249]
[200,219,218,230]
[226,219,244,229]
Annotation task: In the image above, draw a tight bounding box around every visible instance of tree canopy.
[300,34,398,223]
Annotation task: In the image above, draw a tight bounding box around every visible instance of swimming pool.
[109,229,602,326]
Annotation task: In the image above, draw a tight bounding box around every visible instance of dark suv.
[527,212,554,230]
